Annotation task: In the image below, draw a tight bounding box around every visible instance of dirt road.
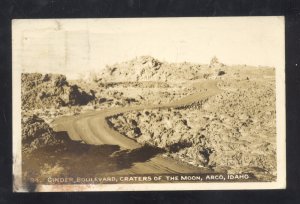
[52,80,221,174]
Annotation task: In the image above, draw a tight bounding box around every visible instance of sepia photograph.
[12,17,286,192]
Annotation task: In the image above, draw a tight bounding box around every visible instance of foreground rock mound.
[22,115,65,153]
[21,73,95,109]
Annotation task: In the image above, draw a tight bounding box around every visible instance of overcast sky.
[13,17,284,79]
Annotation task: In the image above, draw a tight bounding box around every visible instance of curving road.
[52,80,221,174]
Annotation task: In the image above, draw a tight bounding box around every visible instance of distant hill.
[97,56,217,82]
[95,56,275,82]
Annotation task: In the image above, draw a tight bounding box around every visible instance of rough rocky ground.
[97,56,214,82]
[22,114,66,154]
[21,73,95,110]
[21,56,277,182]
[107,66,276,180]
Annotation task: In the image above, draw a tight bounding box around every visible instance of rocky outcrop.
[22,115,65,153]
[21,73,95,109]
[97,56,213,82]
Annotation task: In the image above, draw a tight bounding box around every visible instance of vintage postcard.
[12,17,286,192]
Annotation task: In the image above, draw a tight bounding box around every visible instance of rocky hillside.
[96,56,220,82]
[21,73,95,110]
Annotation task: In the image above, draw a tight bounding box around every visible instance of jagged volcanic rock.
[97,56,212,82]
[21,73,95,109]
[22,114,65,153]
